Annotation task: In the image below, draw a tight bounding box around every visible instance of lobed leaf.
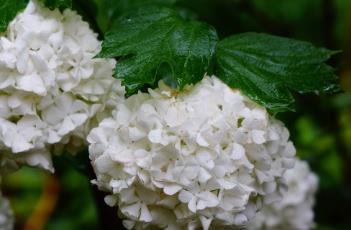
[216,32,339,112]
[99,6,218,96]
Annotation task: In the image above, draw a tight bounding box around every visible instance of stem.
[24,174,60,230]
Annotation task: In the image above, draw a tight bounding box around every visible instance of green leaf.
[0,0,29,32]
[99,6,218,96]
[96,0,178,32]
[43,0,72,11]
[216,32,339,112]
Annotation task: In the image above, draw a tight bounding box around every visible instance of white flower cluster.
[88,76,296,229]
[0,0,123,172]
[248,159,318,230]
[0,192,14,230]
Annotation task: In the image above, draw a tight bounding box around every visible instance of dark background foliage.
[2,0,351,229]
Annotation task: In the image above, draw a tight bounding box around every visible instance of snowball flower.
[248,159,318,230]
[88,76,296,229]
[0,192,14,230]
[0,0,123,172]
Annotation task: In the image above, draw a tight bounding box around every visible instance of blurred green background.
[2,0,351,229]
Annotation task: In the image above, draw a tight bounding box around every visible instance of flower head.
[0,0,123,172]
[88,76,296,229]
[248,159,318,230]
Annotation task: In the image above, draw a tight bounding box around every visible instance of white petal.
[282,142,296,157]
[179,190,193,203]
[148,129,163,144]
[16,74,47,95]
[104,195,117,207]
[200,216,213,230]
[128,127,146,141]
[164,185,182,195]
[231,143,245,160]
[251,130,266,144]
[188,197,197,213]
[121,203,141,219]
[11,134,33,153]
[140,204,152,222]
[233,213,248,225]
[198,167,212,183]
[25,149,54,172]
[198,191,219,208]
[196,133,209,147]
